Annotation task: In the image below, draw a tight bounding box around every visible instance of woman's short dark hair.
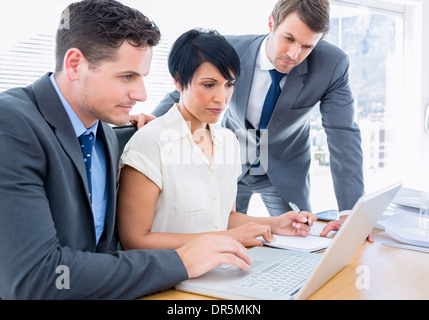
[55,0,160,71]
[168,29,241,89]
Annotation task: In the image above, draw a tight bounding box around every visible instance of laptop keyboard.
[235,253,320,294]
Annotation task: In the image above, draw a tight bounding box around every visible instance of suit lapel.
[32,73,89,196]
[232,35,266,124]
[95,123,117,251]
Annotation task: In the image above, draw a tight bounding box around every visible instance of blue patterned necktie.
[258,69,285,130]
[78,132,95,202]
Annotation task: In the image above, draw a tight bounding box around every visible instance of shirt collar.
[49,73,99,138]
[164,104,221,145]
[258,35,276,71]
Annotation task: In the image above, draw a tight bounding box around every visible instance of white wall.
[123,0,277,39]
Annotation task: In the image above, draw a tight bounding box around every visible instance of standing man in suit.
[0,0,252,299]
[153,0,365,238]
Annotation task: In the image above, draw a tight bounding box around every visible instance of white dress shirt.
[246,35,287,129]
[119,105,242,233]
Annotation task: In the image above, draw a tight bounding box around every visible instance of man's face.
[76,41,152,127]
[266,12,323,74]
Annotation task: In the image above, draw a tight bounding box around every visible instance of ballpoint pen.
[288,202,310,226]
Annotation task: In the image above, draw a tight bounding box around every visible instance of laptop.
[175,181,402,300]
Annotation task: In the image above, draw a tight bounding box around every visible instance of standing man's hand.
[319,215,374,242]
[129,113,157,129]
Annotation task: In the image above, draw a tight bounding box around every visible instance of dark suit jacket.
[153,35,364,212]
[0,73,188,299]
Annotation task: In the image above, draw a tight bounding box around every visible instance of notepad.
[258,222,334,252]
[260,234,333,252]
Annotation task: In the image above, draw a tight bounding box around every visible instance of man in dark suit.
[153,0,365,238]
[0,0,252,299]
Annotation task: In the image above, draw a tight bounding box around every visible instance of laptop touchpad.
[217,260,263,271]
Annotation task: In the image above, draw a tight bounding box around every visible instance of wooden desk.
[143,229,429,300]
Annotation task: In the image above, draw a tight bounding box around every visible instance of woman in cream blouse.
[117,29,316,250]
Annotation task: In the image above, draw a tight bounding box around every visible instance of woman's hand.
[226,222,274,247]
[272,211,318,237]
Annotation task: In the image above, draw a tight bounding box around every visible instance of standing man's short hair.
[271,0,330,35]
[55,0,161,71]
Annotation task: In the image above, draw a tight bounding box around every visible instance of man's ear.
[63,48,86,81]
[268,15,275,33]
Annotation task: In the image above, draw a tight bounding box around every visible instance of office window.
[0,35,55,92]
[309,1,406,210]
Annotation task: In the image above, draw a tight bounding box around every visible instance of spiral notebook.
[258,222,334,252]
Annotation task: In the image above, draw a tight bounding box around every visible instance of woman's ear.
[173,79,182,91]
[173,72,184,92]
[63,48,86,81]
